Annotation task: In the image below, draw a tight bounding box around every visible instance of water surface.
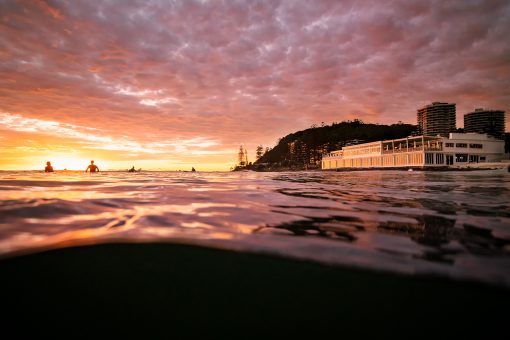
[1,170,509,287]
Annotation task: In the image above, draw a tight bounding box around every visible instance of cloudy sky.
[1,0,509,170]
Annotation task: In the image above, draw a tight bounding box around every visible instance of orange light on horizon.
[28,155,110,171]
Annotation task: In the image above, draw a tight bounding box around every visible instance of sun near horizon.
[0,150,232,172]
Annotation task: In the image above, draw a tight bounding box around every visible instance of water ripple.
[0,170,509,287]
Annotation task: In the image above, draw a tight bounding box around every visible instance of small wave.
[0,170,509,288]
[0,199,102,221]
[0,180,105,187]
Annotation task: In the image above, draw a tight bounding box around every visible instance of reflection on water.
[0,170,509,287]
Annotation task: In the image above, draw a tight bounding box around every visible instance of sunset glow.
[1,0,509,170]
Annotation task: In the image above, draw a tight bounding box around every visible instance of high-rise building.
[417,102,456,137]
[464,108,505,140]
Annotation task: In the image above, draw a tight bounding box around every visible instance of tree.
[255,145,264,160]
[254,120,416,168]
[238,145,245,166]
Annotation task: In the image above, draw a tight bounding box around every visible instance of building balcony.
[382,146,425,154]
[424,146,443,151]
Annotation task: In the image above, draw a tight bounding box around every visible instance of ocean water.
[1,169,509,287]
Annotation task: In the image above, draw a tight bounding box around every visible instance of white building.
[321,133,505,170]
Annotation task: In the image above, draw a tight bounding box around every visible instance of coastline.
[237,161,509,172]
[326,162,510,172]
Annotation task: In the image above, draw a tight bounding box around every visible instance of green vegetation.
[252,120,417,170]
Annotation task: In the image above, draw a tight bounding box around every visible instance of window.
[480,156,486,162]
[445,143,454,147]
[455,154,468,162]
[436,153,444,164]
[396,154,407,165]
[383,155,393,166]
[410,153,423,165]
[425,153,434,164]
[456,143,467,148]
[469,144,483,149]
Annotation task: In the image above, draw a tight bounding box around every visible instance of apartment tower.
[464,108,505,140]
[417,102,456,137]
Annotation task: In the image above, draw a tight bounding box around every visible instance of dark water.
[1,170,509,287]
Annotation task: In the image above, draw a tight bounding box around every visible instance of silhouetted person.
[86,160,99,173]
[45,161,54,172]
[129,166,136,172]
[191,167,196,172]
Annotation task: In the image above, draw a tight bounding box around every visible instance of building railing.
[382,146,425,154]
[323,145,442,158]
[424,146,443,151]
[322,154,341,159]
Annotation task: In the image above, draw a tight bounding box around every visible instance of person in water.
[86,160,99,172]
[45,161,54,172]
[129,166,136,172]
[191,167,196,172]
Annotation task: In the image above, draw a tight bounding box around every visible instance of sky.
[1,0,509,170]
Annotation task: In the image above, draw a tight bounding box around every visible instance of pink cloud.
[0,0,509,169]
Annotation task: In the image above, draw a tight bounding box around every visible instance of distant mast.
[244,146,248,165]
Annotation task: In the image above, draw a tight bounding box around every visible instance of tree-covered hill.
[254,120,417,169]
